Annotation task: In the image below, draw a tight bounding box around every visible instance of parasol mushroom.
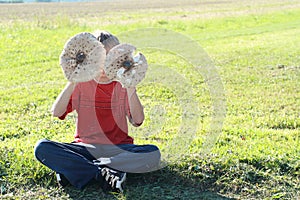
[104,43,148,88]
[59,32,106,82]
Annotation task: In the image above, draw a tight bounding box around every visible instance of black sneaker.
[100,167,126,193]
[56,172,69,187]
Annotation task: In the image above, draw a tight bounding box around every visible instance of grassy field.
[0,0,299,199]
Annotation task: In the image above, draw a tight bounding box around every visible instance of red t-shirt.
[59,80,134,144]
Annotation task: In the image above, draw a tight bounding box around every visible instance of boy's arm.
[51,82,77,117]
[126,87,144,126]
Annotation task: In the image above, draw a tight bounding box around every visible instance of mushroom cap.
[59,32,106,82]
[104,43,148,88]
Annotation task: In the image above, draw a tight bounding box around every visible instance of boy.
[34,31,161,193]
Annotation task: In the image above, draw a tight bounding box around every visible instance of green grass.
[0,0,299,199]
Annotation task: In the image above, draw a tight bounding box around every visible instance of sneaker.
[56,172,69,187]
[100,167,126,193]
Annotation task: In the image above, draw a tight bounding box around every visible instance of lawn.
[0,0,299,199]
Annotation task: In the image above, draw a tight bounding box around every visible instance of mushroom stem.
[76,52,86,64]
[122,60,132,70]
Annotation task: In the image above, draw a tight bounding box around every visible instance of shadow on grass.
[62,167,235,200]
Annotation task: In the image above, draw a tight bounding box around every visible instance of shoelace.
[102,168,120,188]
